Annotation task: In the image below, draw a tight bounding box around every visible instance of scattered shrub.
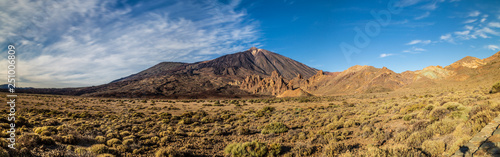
[429,107,449,121]
[421,140,445,157]
[75,148,88,156]
[155,147,184,157]
[97,154,116,157]
[267,143,282,157]
[123,139,134,145]
[89,144,109,154]
[490,81,500,94]
[261,122,289,134]
[61,135,76,144]
[107,138,121,147]
[291,142,314,156]
[323,142,350,156]
[224,141,267,157]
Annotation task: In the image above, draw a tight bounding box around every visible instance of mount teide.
[18,49,500,98]
[35,47,318,98]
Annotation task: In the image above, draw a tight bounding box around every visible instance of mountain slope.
[288,51,500,96]
[71,47,318,98]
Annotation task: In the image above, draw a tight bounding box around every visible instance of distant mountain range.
[18,47,500,98]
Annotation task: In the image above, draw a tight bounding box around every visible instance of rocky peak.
[249,47,263,56]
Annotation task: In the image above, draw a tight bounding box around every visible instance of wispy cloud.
[474,27,499,38]
[454,30,470,36]
[441,12,500,42]
[463,19,477,24]
[415,12,430,20]
[379,53,394,58]
[486,45,499,51]
[468,11,480,17]
[395,0,424,7]
[489,22,500,28]
[406,39,431,45]
[480,14,488,23]
[440,33,454,43]
[0,0,261,87]
[403,47,427,54]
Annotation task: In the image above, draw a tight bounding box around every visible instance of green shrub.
[404,103,426,113]
[256,106,275,117]
[123,139,134,145]
[33,126,57,135]
[403,114,414,121]
[426,119,457,135]
[364,145,425,157]
[386,145,425,156]
[490,81,500,94]
[261,122,289,134]
[421,140,445,157]
[95,136,107,144]
[75,148,88,156]
[323,142,348,156]
[236,126,251,135]
[290,142,314,156]
[89,144,109,154]
[267,143,281,157]
[224,141,268,157]
[119,131,131,137]
[107,138,121,147]
[407,131,432,147]
[61,135,77,144]
[429,107,449,121]
[468,110,494,132]
[97,154,115,157]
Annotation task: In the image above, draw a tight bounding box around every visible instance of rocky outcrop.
[240,71,289,96]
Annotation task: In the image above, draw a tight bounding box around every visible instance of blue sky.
[1,0,500,88]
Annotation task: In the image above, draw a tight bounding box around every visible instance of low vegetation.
[0,84,498,156]
[491,81,500,94]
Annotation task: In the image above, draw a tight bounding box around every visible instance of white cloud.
[415,12,430,20]
[395,0,424,7]
[489,22,500,28]
[465,25,474,30]
[480,16,487,23]
[454,30,470,36]
[403,47,427,54]
[474,27,499,38]
[379,53,394,58]
[464,19,477,24]
[440,33,452,41]
[413,47,426,51]
[486,45,499,51]
[0,0,261,87]
[406,39,431,45]
[468,11,480,17]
